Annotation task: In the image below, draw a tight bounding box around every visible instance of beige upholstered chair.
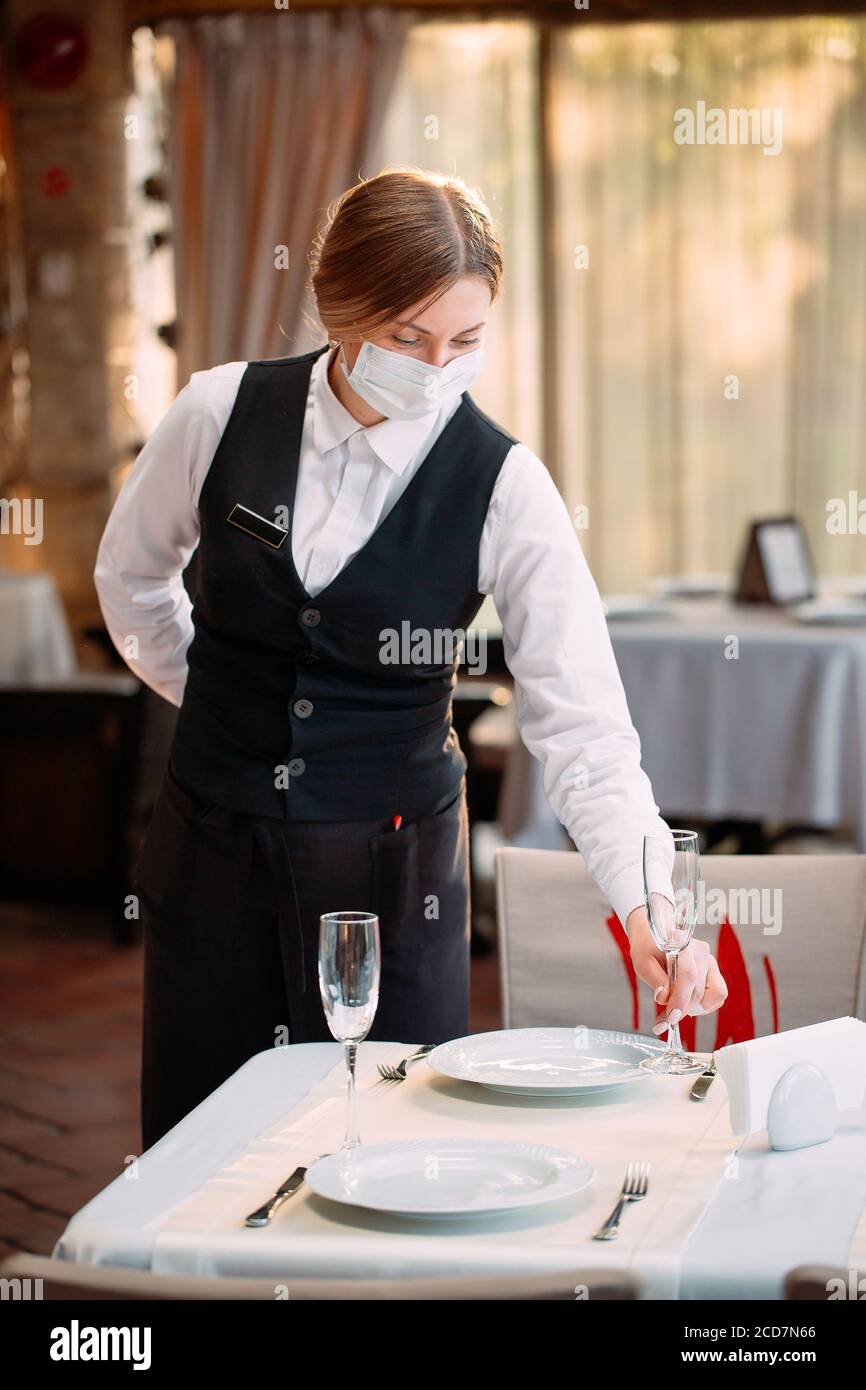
[495,849,866,1046]
[0,1252,640,1301]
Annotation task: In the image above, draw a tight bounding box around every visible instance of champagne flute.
[319,912,381,1149]
[640,830,705,1076]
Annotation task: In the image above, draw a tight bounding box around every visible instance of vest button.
[286,757,306,777]
[293,698,313,718]
[300,607,321,628]
[298,650,319,666]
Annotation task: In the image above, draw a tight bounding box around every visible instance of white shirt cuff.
[604,859,675,932]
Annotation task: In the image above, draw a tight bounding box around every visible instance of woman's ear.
[338,338,364,371]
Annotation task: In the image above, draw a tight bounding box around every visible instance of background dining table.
[0,569,77,682]
[52,1039,866,1300]
[469,591,866,853]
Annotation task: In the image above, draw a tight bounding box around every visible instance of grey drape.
[160,8,413,382]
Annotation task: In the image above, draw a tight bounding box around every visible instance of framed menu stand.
[735,517,816,605]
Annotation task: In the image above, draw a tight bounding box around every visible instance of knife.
[244,1166,307,1227]
[689,1061,717,1102]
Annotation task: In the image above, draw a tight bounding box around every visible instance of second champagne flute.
[318,911,381,1149]
[640,830,706,1076]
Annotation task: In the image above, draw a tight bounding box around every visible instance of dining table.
[469,587,866,852]
[52,1037,866,1300]
[0,569,77,681]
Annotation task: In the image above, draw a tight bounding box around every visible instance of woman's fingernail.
[668,1009,682,1026]
[654,986,665,1002]
[653,1020,669,1036]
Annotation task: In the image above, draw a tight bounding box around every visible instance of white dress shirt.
[94,345,669,927]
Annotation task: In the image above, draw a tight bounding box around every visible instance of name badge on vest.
[226,503,288,549]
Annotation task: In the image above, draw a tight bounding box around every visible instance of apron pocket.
[134,778,190,915]
[369,822,420,951]
[417,782,470,942]
[135,765,240,920]
[164,761,220,824]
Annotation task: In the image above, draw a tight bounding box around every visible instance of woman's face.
[341,275,492,371]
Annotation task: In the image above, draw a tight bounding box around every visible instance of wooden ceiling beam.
[125,1,866,34]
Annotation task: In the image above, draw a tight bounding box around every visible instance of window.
[383,15,866,591]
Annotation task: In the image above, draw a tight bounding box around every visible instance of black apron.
[138,759,471,1150]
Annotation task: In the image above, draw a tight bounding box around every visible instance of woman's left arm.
[479,446,727,1027]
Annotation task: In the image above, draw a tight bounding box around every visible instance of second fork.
[376,1044,435,1084]
[592,1161,651,1241]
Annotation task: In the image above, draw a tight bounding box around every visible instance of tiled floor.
[0,904,501,1261]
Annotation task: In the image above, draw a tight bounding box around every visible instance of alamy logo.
[379,623,487,674]
[826,491,866,534]
[697,881,783,936]
[0,496,43,545]
[0,1276,43,1299]
[49,1320,152,1370]
[826,1271,866,1300]
[674,101,783,156]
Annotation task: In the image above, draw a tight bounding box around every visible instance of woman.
[95,167,727,1149]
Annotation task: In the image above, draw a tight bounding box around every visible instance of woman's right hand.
[625,904,728,1033]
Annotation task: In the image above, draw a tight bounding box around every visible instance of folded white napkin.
[714,1016,866,1137]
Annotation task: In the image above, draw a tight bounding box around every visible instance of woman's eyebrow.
[394,319,487,335]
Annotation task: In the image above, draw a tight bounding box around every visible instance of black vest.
[169,345,516,821]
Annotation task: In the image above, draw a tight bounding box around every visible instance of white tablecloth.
[52,1041,866,1299]
[0,570,76,680]
[483,597,866,850]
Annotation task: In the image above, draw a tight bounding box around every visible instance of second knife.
[689,1061,717,1102]
[245,1166,307,1227]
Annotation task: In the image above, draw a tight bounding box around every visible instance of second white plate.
[602,594,674,622]
[793,598,866,626]
[427,1027,665,1096]
[648,572,733,599]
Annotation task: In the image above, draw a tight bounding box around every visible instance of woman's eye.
[390,334,479,350]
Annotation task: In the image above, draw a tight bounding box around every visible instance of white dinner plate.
[303,1138,594,1218]
[648,573,733,599]
[426,1027,665,1097]
[793,598,866,627]
[602,594,674,622]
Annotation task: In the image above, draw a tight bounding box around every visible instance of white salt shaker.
[767,1062,837,1151]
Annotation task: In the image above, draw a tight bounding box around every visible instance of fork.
[376,1044,435,1084]
[592,1161,651,1241]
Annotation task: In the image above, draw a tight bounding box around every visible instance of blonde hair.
[310,166,503,341]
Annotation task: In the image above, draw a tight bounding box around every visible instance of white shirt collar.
[311,344,444,477]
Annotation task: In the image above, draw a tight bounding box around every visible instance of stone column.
[4,0,134,641]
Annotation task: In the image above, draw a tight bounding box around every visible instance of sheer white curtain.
[549,17,866,591]
[159,8,413,384]
[379,20,543,458]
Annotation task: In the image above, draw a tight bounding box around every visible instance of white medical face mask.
[339,339,484,421]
